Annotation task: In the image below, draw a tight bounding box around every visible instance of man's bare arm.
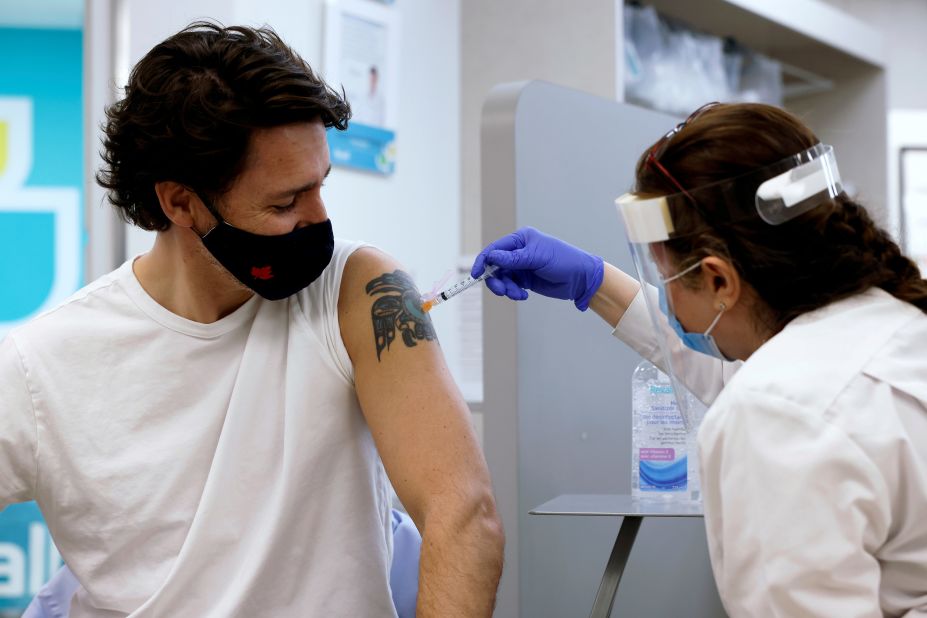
[339,247,504,617]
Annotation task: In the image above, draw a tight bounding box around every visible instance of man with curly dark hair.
[0,22,503,616]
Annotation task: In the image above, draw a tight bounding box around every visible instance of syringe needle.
[421,265,499,313]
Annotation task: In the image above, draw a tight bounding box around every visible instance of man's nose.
[295,197,328,228]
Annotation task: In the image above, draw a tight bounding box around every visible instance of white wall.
[820,0,927,239]
[114,0,466,384]
[821,0,927,110]
[122,0,460,274]
[460,0,620,255]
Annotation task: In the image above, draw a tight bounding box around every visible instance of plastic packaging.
[623,3,783,115]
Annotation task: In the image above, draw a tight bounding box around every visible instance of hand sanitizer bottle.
[631,360,687,501]
[683,389,708,503]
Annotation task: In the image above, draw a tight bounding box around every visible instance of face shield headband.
[619,143,843,242]
[613,143,843,430]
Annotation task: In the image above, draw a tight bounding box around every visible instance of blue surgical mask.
[658,262,733,361]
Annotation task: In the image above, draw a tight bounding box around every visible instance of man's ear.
[153,181,200,229]
[700,256,741,311]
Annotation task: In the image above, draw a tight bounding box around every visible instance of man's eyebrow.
[266,165,332,200]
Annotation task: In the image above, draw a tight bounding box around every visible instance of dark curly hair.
[635,103,927,331]
[97,22,351,231]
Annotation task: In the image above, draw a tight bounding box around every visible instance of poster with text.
[323,0,400,175]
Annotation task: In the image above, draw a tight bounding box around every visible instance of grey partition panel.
[481,81,726,618]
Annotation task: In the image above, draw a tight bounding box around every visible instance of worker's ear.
[699,256,741,311]
[153,181,209,230]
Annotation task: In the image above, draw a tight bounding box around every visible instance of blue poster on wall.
[328,122,397,175]
[323,0,400,176]
[0,503,62,612]
[0,26,83,612]
[0,27,83,337]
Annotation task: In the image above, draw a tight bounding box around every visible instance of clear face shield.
[615,143,843,430]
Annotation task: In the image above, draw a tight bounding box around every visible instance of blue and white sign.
[0,28,83,338]
[328,122,397,175]
[323,0,401,176]
[0,503,63,611]
[0,26,83,611]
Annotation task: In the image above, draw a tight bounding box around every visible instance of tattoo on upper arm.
[365,270,437,361]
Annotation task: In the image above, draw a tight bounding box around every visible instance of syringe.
[421,265,499,313]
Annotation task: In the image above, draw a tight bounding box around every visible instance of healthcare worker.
[472,103,927,617]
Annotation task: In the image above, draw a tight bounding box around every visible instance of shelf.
[643,0,885,80]
[530,494,704,518]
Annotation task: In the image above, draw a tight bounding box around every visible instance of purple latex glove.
[471,227,605,311]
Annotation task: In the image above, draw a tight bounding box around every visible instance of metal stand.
[589,515,641,618]
[529,494,703,618]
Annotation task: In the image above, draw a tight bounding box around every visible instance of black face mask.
[197,197,335,301]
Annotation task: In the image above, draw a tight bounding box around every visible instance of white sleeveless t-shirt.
[0,239,396,617]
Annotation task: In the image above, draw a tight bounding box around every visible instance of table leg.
[589,515,643,618]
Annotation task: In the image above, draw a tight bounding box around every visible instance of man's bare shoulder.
[338,247,437,366]
[341,246,397,284]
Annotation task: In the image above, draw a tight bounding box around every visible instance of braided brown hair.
[634,103,927,331]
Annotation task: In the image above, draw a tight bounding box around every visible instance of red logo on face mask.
[251,266,274,280]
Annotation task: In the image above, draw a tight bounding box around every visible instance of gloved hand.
[471,227,605,311]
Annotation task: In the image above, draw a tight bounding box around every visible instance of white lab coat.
[613,286,927,617]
